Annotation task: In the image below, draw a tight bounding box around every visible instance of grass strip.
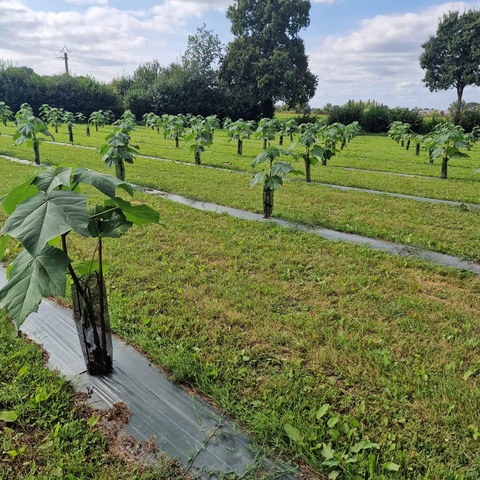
[1,161,480,478]
[0,312,183,479]
[1,141,480,262]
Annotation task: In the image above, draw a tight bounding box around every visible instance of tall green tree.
[182,23,224,79]
[420,10,480,125]
[220,0,317,118]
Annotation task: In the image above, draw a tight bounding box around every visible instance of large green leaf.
[107,197,160,226]
[72,167,133,198]
[271,162,296,177]
[33,166,72,192]
[2,190,89,256]
[250,171,265,187]
[0,247,70,326]
[0,234,10,261]
[0,176,38,215]
[88,205,132,238]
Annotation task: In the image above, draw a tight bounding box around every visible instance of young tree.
[250,147,301,218]
[185,121,213,165]
[14,104,54,165]
[228,119,254,155]
[100,111,137,181]
[220,0,317,118]
[0,101,13,126]
[255,118,276,149]
[427,122,472,179]
[63,110,76,144]
[420,10,480,125]
[89,110,110,132]
[0,167,159,374]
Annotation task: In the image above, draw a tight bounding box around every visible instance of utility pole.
[58,45,71,75]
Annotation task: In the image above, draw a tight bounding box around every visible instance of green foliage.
[389,107,423,132]
[99,115,138,181]
[420,10,480,124]
[221,0,317,118]
[228,119,255,154]
[185,120,213,165]
[0,101,13,127]
[89,110,111,132]
[328,100,364,126]
[361,104,390,133]
[250,147,301,218]
[13,105,53,165]
[0,166,159,327]
[255,118,276,149]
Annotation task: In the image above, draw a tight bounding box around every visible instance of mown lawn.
[1,160,480,479]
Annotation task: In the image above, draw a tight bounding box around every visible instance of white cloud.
[0,0,230,80]
[66,0,109,5]
[150,0,231,28]
[308,2,480,108]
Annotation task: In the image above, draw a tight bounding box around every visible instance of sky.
[0,0,480,110]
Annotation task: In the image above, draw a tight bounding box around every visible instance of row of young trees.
[388,121,480,179]
[5,99,363,218]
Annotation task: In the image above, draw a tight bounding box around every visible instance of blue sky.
[1,0,480,110]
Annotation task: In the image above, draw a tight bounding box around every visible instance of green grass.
[2,136,480,262]
[1,161,480,479]
[0,312,183,479]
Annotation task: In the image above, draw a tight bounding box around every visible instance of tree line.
[0,1,317,122]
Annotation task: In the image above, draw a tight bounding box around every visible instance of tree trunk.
[72,271,112,375]
[441,156,448,179]
[454,86,464,125]
[86,125,90,137]
[194,151,201,165]
[279,135,283,146]
[261,98,274,119]
[304,152,311,183]
[429,149,434,165]
[115,159,125,181]
[263,185,274,218]
[95,124,98,132]
[406,139,410,151]
[415,143,420,156]
[341,138,346,150]
[237,139,243,155]
[175,136,179,148]
[401,140,404,147]
[33,138,40,165]
[55,125,58,134]
[68,124,74,144]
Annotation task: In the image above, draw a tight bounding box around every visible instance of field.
[1,124,480,479]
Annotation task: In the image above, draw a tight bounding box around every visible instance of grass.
[1,160,480,479]
[0,312,183,479]
[2,136,480,262]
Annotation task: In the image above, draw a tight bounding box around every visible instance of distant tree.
[220,0,317,118]
[182,24,224,79]
[0,101,13,126]
[0,66,41,113]
[420,10,480,125]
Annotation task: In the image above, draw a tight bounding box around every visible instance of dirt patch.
[73,395,182,472]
